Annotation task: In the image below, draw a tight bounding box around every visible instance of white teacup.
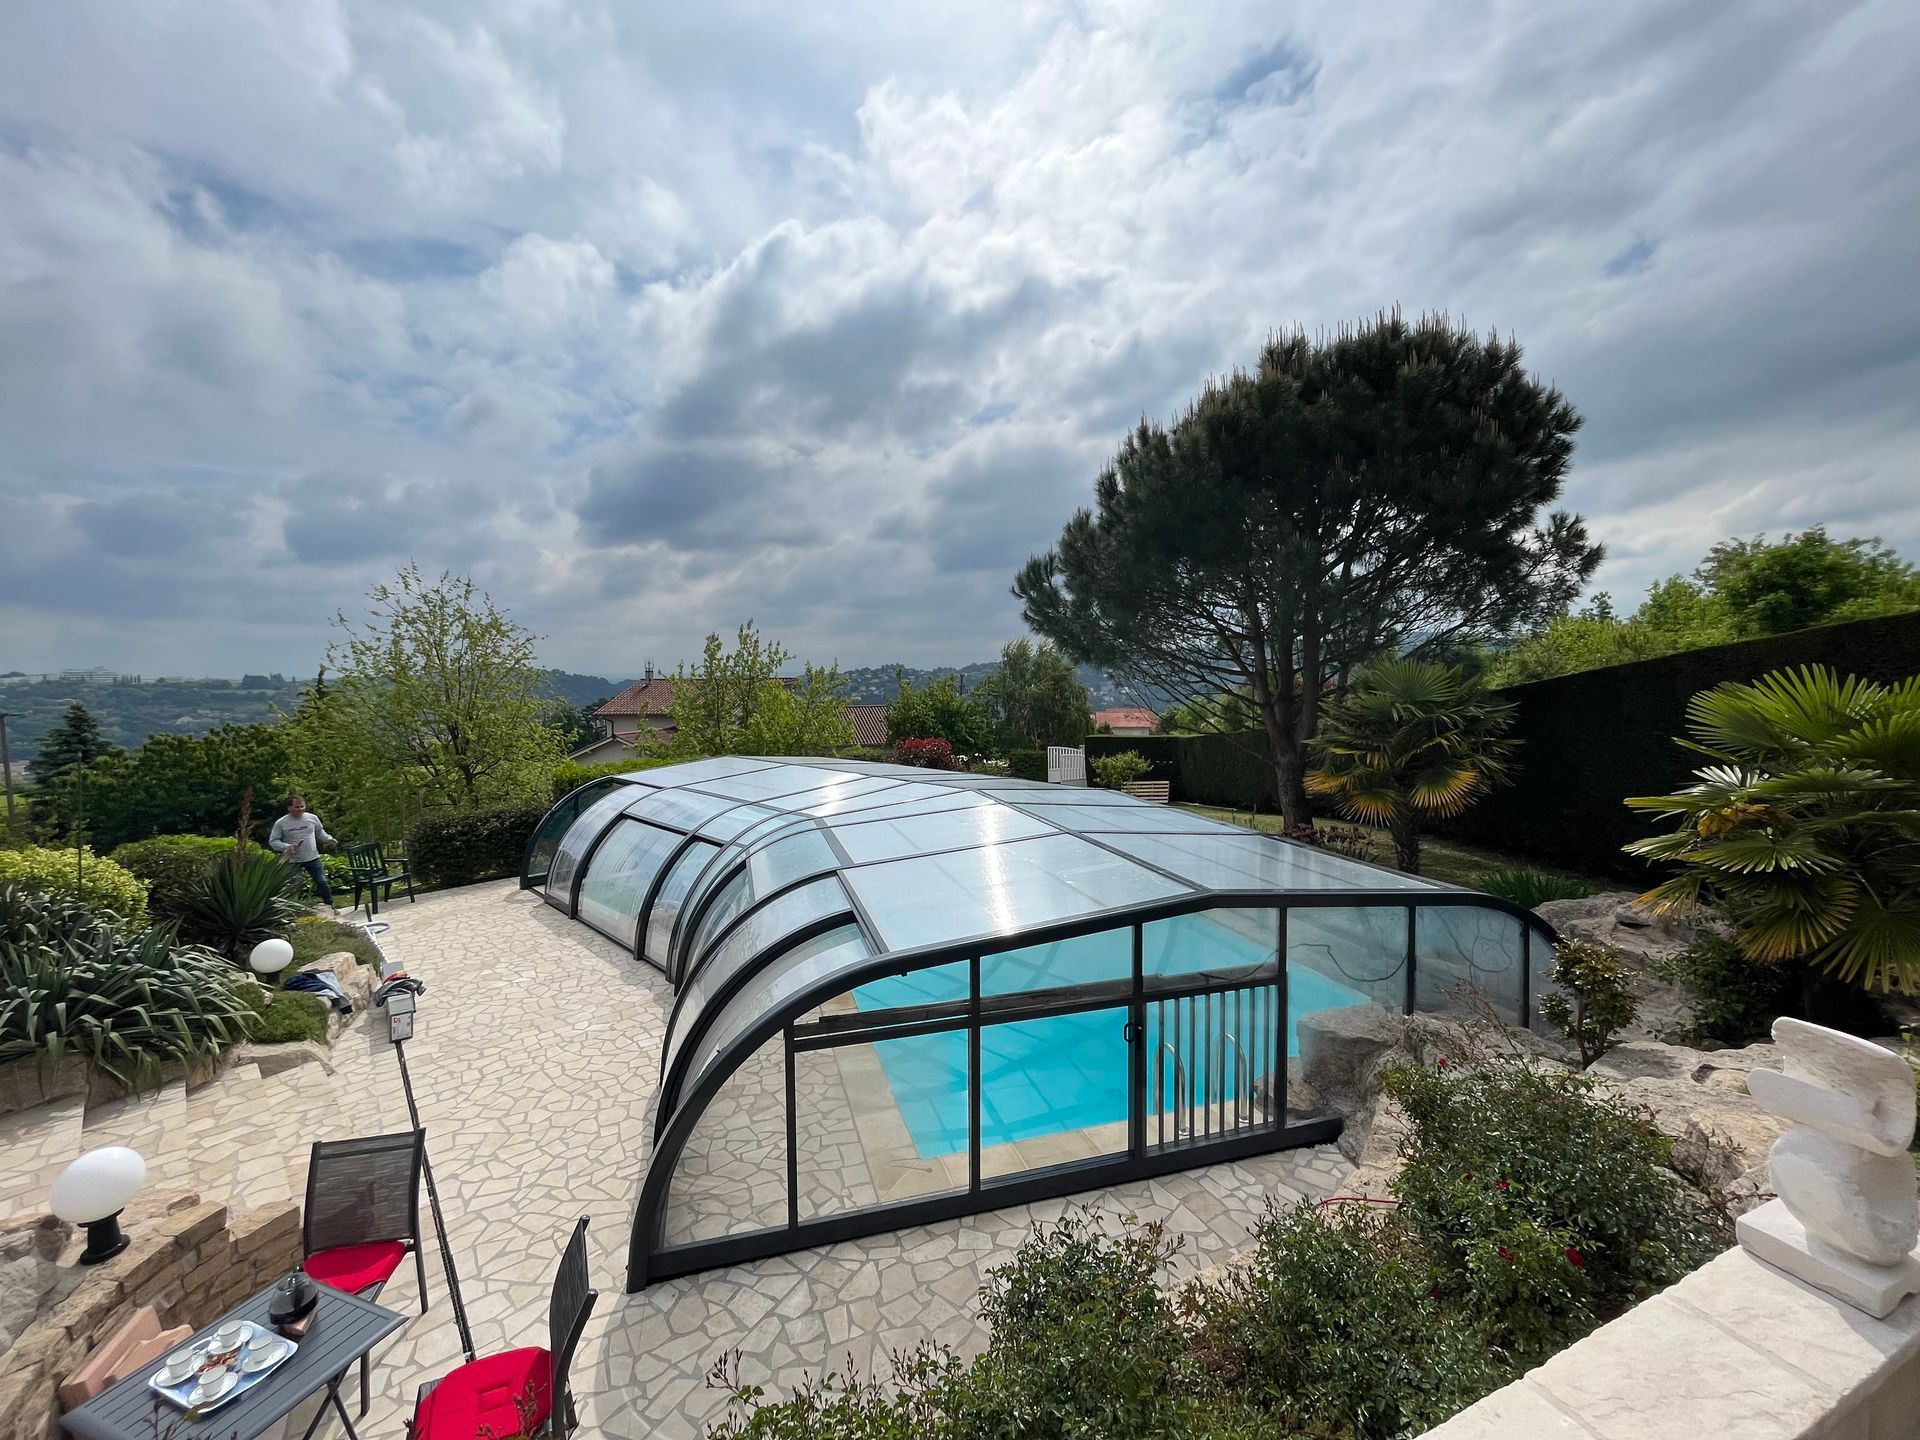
[191,1366,232,1401]
[157,1351,199,1387]
[212,1322,248,1350]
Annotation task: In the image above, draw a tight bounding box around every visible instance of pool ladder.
[1152,1025,1253,1142]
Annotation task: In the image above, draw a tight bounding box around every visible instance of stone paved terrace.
[45,880,1353,1439]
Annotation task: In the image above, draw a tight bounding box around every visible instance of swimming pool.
[853,915,1368,1158]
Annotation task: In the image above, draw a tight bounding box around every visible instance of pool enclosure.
[519,758,1559,1289]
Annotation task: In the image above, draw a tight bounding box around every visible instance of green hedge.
[1007,748,1047,781]
[551,755,681,805]
[406,803,550,887]
[0,845,149,925]
[1440,609,1920,879]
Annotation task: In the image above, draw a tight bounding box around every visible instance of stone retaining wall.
[0,1191,302,1440]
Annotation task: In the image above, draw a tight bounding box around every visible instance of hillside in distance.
[837,662,1170,712]
[0,669,628,761]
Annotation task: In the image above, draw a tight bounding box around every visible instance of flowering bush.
[892,737,957,769]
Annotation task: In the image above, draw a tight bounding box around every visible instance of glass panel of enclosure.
[524,777,628,883]
[1414,906,1527,1024]
[794,1028,970,1217]
[1145,980,1284,1148]
[630,786,746,832]
[642,756,776,788]
[979,929,1130,1000]
[544,787,640,906]
[1527,924,1557,1030]
[645,841,720,967]
[689,926,874,1090]
[660,1032,787,1247]
[829,803,1054,864]
[691,764,863,801]
[1102,832,1437,892]
[1288,906,1411,1012]
[682,869,749,972]
[696,802,778,841]
[576,820,684,946]
[845,833,1190,952]
[979,1007,1131,1180]
[664,878,852,1085]
[745,828,840,895]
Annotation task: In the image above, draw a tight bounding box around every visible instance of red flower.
[1463,1170,1474,1182]
[1496,1179,1510,1192]
[1565,1247,1585,1269]
[1437,1057,1449,1069]
[1498,1246,1516,1262]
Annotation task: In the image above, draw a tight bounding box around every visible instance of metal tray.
[147,1320,297,1414]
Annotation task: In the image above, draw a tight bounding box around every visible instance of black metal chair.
[302,1130,430,1414]
[346,841,416,918]
[409,1216,597,1440]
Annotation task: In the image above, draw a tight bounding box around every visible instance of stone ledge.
[1420,1247,1920,1439]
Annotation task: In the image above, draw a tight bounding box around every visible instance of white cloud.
[0,0,1915,677]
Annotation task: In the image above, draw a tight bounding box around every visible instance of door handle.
[1121,1020,1141,1043]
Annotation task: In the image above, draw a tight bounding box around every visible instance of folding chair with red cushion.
[304,1129,430,1414]
[410,1216,597,1440]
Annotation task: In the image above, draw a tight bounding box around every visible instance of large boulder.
[1588,1039,1789,1211]
[1534,891,1711,1041]
[296,951,375,1041]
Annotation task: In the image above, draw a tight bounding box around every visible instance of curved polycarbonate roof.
[526,757,1475,1128]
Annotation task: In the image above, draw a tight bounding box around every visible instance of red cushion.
[413,1347,551,1440]
[305,1240,406,1295]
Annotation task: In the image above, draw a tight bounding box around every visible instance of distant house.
[568,670,889,761]
[1090,706,1159,737]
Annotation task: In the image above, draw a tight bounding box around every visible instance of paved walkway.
[228,882,1346,1437]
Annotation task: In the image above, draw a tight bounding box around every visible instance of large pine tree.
[29,702,116,787]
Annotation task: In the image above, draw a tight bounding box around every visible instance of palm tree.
[1306,660,1518,874]
[1627,666,1920,993]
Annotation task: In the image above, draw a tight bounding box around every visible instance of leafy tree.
[671,621,853,757]
[1539,939,1638,1068]
[885,674,994,755]
[1157,689,1261,734]
[52,724,291,852]
[1307,659,1518,874]
[971,640,1091,751]
[289,566,563,831]
[1698,527,1920,637]
[1017,312,1597,825]
[540,697,604,752]
[1627,665,1920,993]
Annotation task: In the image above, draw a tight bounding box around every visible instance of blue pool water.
[852,918,1367,1158]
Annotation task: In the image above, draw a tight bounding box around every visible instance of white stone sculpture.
[1737,1016,1920,1317]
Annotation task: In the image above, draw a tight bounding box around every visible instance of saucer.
[239,1337,292,1373]
[189,1369,238,1406]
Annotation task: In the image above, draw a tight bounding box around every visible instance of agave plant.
[1626,666,1920,993]
[174,847,302,961]
[0,882,252,1088]
[1307,659,1519,874]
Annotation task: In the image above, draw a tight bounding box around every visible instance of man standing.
[268,795,337,913]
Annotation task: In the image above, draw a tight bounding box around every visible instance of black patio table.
[60,1282,407,1440]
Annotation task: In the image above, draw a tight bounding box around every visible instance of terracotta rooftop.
[596,675,679,717]
[847,703,889,747]
[1091,707,1160,730]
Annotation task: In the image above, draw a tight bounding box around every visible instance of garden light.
[249,936,295,975]
[50,1146,147,1264]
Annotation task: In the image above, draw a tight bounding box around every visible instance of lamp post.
[0,711,16,838]
[50,1147,147,1265]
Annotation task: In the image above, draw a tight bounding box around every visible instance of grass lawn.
[1175,804,1618,894]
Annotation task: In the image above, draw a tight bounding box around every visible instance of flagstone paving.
[217,881,1349,1437]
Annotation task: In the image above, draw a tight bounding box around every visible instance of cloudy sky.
[2,1,1915,679]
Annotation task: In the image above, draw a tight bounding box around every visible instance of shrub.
[246,990,330,1045]
[551,755,680,805]
[0,883,252,1087]
[1188,1203,1507,1437]
[1653,932,1799,1045]
[1384,1057,1727,1356]
[892,737,956,769]
[0,845,148,926]
[110,835,235,923]
[1538,939,1638,1067]
[1091,750,1152,789]
[1006,748,1047,782]
[407,802,549,887]
[290,916,383,969]
[1473,866,1594,908]
[832,747,895,763]
[174,849,301,961]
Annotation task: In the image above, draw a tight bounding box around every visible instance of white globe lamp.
[50,1146,147,1264]
[250,937,295,976]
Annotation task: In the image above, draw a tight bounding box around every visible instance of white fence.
[1046,745,1087,786]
